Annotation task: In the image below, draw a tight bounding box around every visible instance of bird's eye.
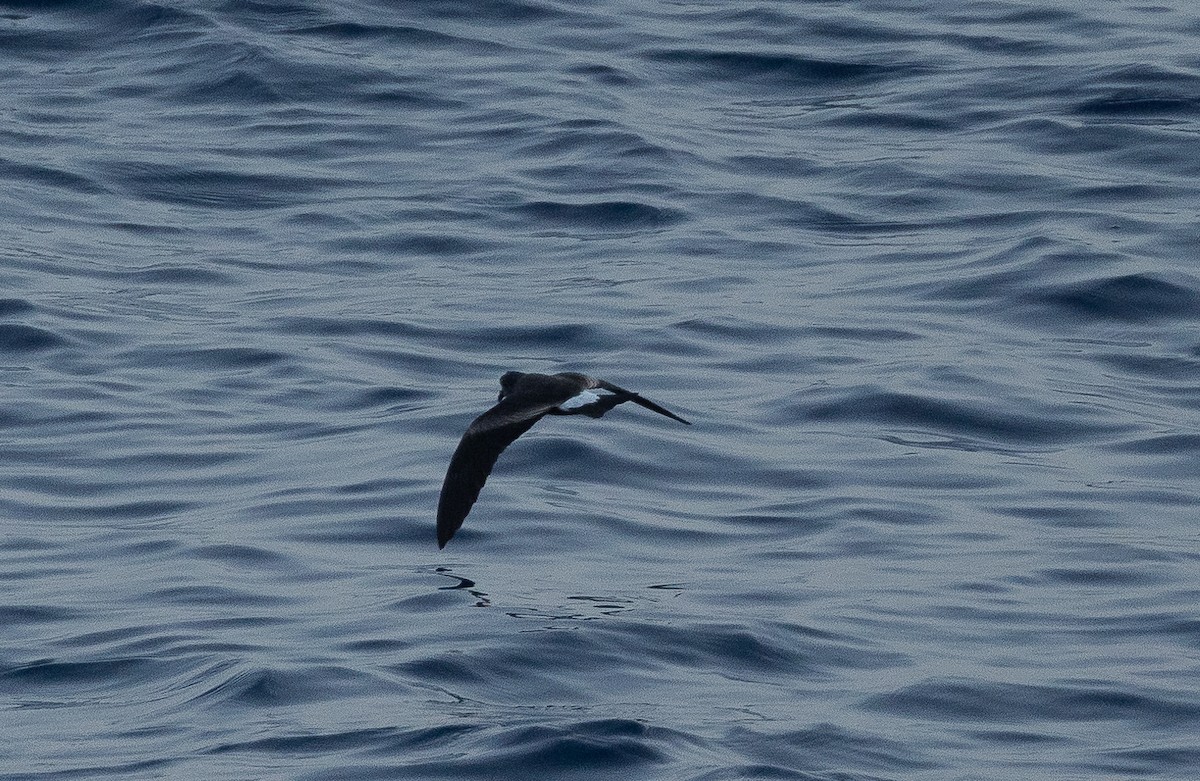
[497,392,506,401]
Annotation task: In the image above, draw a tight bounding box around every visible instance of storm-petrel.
[436,371,691,548]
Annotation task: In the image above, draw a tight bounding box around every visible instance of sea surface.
[2,1,1199,779]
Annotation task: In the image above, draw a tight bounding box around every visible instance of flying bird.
[436,371,691,548]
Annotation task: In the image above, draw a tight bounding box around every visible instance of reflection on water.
[436,566,492,608]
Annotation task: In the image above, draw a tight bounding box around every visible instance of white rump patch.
[559,390,603,410]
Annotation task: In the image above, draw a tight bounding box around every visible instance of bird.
[436,371,691,548]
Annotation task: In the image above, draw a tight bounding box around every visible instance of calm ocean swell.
[3,0,1200,779]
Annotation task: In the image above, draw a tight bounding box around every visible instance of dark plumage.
[436,371,691,548]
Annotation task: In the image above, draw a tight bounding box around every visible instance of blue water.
[2,1,1199,778]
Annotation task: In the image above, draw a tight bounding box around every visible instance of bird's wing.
[594,379,692,425]
[436,397,562,548]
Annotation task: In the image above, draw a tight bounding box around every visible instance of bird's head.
[497,371,524,401]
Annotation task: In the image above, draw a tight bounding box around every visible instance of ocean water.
[2,0,1199,778]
